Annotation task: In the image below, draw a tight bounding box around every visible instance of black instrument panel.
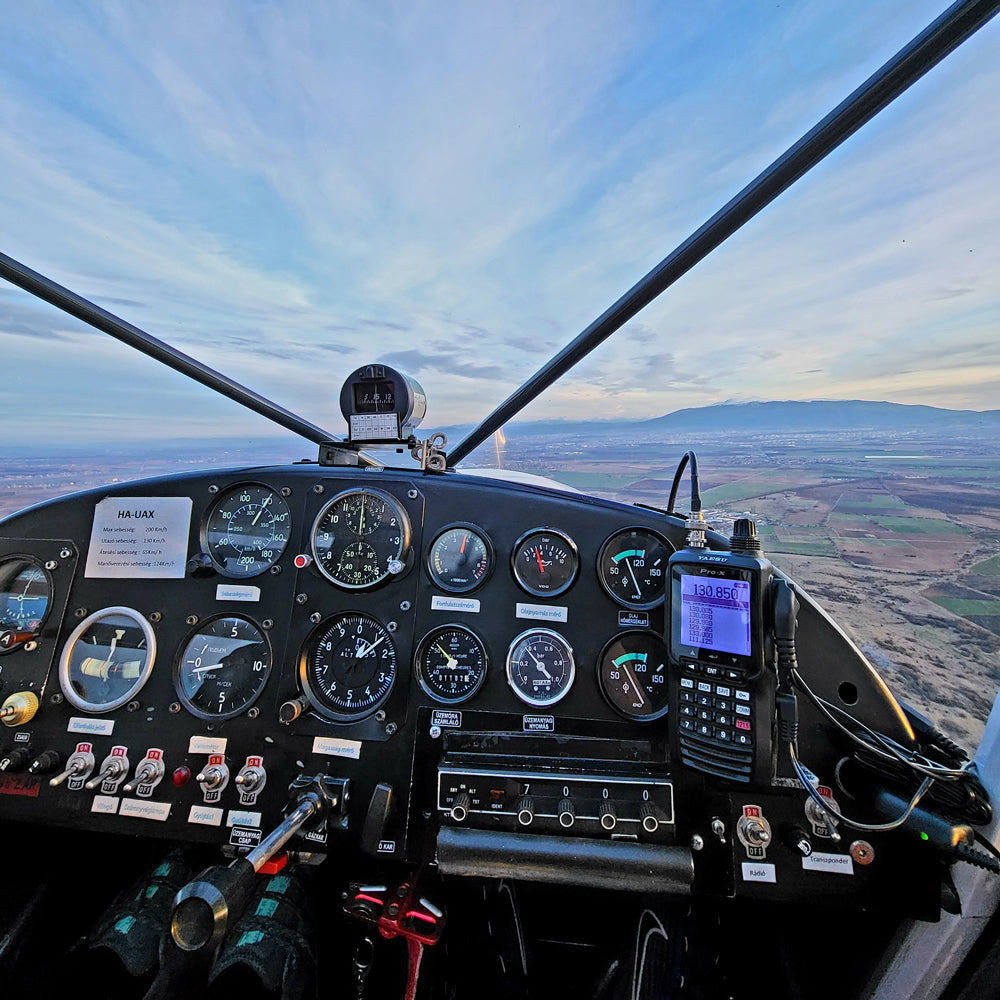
[0,464,928,912]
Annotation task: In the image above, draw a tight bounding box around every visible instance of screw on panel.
[270,564,282,576]
[387,621,398,633]
[429,725,442,739]
[399,601,411,612]
[186,615,198,626]
[385,723,397,736]
[262,619,274,630]
[208,485,219,495]
[375,711,387,723]
[60,548,72,559]
[408,489,418,500]
[74,608,87,618]
[44,560,57,571]
[691,834,705,852]
[127,701,140,713]
[169,702,181,714]
[248,707,259,720]
[281,488,292,497]
[51,693,63,705]
[149,612,162,623]
[313,484,324,495]
[24,641,38,652]
[310,612,323,624]
[296,593,309,606]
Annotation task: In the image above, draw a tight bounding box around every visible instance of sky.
[1,1,998,451]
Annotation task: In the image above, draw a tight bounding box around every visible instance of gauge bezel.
[299,612,398,722]
[510,527,579,599]
[201,481,292,579]
[505,627,576,707]
[174,614,273,721]
[597,630,671,722]
[309,488,412,590]
[425,523,494,594]
[597,527,672,610]
[0,555,53,654]
[415,623,489,704]
[59,606,157,713]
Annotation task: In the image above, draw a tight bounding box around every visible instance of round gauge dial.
[204,483,291,578]
[598,528,672,609]
[310,489,411,590]
[301,613,397,721]
[59,607,156,713]
[598,632,670,721]
[415,624,488,703]
[506,628,575,707]
[0,558,51,652]
[511,529,579,598]
[175,616,272,719]
[427,525,492,593]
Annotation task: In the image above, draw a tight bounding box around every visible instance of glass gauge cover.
[59,607,156,713]
[415,624,488,703]
[511,529,579,598]
[310,489,411,590]
[506,628,575,707]
[0,558,51,652]
[176,616,272,719]
[301,613,397,721]
[598,631,670,721]
[427,525,493,593]
[598,528,672,609]
[204,483,291,578]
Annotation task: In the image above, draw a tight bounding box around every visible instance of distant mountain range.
[436,400,1000,442]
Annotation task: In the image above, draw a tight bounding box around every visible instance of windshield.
[1,3,998,748]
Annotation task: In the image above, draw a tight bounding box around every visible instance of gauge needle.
[535,547,545,574]
[626,558,643,599]
[357,635,385,658]
[358,494,366,536]
[251,494,271,525]
[525,647,552,679]
[623,663,645,706]
[191,662,224,675]
[435,643,458,668]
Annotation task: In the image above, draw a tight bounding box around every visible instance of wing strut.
[448,0,1000,467]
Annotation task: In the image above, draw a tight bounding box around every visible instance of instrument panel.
[0,463,930,913]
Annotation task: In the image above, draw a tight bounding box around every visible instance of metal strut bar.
[448,0,1000,468]
[0,251,374,459]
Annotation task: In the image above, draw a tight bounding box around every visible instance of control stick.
[170,774,348,952]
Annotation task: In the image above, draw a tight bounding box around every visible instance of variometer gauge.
[426,525,493,593]
[598,528,672,609]
[415,624,488,703]
[204,483,291,578]
[506,628,575,707]
[59,607,156,713]
[311,489,412,590]
[511,529,579,598]
[300,613,397,721]
[175,615,272,720]
[598,632,670,721]
[0,557,51,652]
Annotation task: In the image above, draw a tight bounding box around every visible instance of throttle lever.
[344,880,444,1000]
[170,774,348,953]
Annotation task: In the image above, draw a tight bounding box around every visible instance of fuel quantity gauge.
[416,624,488,703]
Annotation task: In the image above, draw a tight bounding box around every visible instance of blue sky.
[1,1,998,447]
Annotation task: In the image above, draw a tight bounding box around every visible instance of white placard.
[741,862,777,883]
[188,805,224,827]
[312,737,362,760]
[227,809,262,828]
[801,852,854,875]
[188,736,227,755]
[516,603,568,624]
[216,584,261,602]
[68,717,115,736]
[431,596,481,614]
[85,497,192,579]
[91,795,119,815]
[120,799,171,822]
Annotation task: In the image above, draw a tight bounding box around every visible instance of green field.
[872,516,967,535]
[972,556,1000,576]
[929,597,1000,616]
[836,497,909,510]
[767,539,838,556]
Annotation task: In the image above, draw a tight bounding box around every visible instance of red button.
[172,766,192,787]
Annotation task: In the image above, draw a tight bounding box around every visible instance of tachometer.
[59,607,156,713]
[511,529,578,598]
[597,528,672,609]
[427,525,493,593]
[506,628,575,707]
[310,489,411,589]
[598,631,670,721]
[204,483,291,578]
[300,613,397,721]
[175,615,272,719]
[415,624,488,703]
[0,557,51,652]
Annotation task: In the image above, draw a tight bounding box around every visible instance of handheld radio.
[668,519,775,785]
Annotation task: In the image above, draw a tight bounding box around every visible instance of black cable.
[666,451,701,515]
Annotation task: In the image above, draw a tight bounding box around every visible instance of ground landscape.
[4,405,999,750]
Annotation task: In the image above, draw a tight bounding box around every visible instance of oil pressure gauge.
[511,529,578,598]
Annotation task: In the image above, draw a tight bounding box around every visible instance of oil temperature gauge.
[598,631,670,721]
[598,528,672,609]
[416,624,488,703]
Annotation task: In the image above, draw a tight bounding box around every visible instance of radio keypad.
[679,660,753,748]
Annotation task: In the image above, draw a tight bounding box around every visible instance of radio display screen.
[679,573,752,657]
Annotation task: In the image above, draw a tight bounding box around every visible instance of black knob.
[640,803,659,834]
[730,518,762,553]
[516,796,535,826]
[0,746,32,772]
[450,793,471,823]
[599,801,617,831]
[557,798,575,828]
[28,750,62,775]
